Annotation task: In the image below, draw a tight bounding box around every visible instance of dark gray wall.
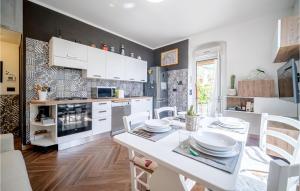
[153,40,189,70]
[23,0,154,65]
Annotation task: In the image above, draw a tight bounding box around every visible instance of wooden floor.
[22,134,258,191]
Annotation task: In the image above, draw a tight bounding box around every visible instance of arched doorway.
[191,42,227,116]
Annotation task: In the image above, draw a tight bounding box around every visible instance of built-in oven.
[57,103,92,137]
[91,86,116,98]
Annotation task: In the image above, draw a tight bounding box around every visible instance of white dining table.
[113,117,249,191]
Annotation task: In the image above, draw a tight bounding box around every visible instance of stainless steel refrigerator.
[144,67,168,112]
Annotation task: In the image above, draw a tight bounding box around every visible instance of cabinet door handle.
[98,103,107,105]
[113,77,120,79]
[135,99,141,102]
[66,53,77,59]
[130,78,135,81]
[141,80,146,82]
[93,75,102,78]
[98,118,106,121]
[98,110,106,113]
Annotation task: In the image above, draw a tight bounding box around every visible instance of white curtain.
[208,51,221,117]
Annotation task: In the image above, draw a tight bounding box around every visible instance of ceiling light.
[123,2,135,9]
[147,0,164,3]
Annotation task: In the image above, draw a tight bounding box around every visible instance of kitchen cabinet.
[125,57,147,82]
[49,37,88,69]
[83,47,107,79]
[1,0,22,33]
[92,101,112,135]
[49,37,148,82]
[273,16,300,63]
[106,52,125,80]
[131,98,153,117]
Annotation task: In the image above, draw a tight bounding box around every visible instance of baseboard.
[58,132,111,150]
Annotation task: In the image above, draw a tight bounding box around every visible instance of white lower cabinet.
[92,101,112,135]
[131,98,153,117]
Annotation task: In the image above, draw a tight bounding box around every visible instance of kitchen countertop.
[30,97,153,105]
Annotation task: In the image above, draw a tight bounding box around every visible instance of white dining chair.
[237,159,300,191]
[123,111,195,191]
[123,111,157,191]
[154,106,177,119]
[238,113,300,191]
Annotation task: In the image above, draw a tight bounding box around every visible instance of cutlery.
[189,148,226,166]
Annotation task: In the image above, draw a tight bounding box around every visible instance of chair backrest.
[123,111,151,132]
[154,106,177,119]
[259,113,300,164]
[267,159,300,191]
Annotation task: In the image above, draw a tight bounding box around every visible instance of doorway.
[196,58,218,114]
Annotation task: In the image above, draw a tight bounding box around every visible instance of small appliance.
[91,87,116,98]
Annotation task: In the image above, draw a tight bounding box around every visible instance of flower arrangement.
[34,84,49,93]
[34,84,49,101]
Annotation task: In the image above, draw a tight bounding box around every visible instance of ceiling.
[29,0,295,49]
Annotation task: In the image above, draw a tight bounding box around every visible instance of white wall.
[188,8,293,107]
[294,0,299,15]
[0,41,20,95]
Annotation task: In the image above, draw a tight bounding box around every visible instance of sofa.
[0,134,32,191]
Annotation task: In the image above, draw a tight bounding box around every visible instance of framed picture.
[161,48,178,67]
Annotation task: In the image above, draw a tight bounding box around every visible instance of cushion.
[131,156,158,172]
[0,150,32,191]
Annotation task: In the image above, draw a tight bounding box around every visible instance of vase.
[227,89,237,96]
[185,115,199,131]
[38,91,47,101]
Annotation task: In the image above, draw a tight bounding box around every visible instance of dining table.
[113,117,249,191]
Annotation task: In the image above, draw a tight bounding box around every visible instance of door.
[196,56,221,115]
[136,60,147,82]
[125,58,147,82]
[106,52,125,80]
[87,47,106,79]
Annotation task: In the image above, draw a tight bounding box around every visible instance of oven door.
[57,103,92,137]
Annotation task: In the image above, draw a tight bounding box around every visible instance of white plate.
[189,139,239,157]
[219,117,243,126]
[142,126,172,133]
[191,131,237,152]
[145,119,170,129]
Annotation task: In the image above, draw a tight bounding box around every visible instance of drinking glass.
[178,130,191,149]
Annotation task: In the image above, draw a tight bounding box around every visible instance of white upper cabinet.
[106,51,125,81]
[83,47,106,79]
[49,37,148,82]
[49,37,88,69]
[125,57,147,82]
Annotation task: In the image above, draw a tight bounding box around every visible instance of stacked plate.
[216,117,244,129]
[143,119,172,133]
[190,131,239,157]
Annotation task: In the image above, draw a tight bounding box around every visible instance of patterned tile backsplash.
[167,69,188,111]
[0,95,20,135]
[24,37,188,143]
[25,37,144,143]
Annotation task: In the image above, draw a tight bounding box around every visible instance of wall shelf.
[30,121,56,127]
[31,138,56,147]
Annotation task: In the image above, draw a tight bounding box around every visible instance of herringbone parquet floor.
[22,133,259,191]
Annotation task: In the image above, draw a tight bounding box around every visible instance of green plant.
[187,105,197,116]
[197,84,210,104]
[230,75,236,89]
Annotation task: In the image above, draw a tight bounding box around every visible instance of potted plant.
[186,105,199,131]
[34,84,49,101]
[227,74,237,96]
